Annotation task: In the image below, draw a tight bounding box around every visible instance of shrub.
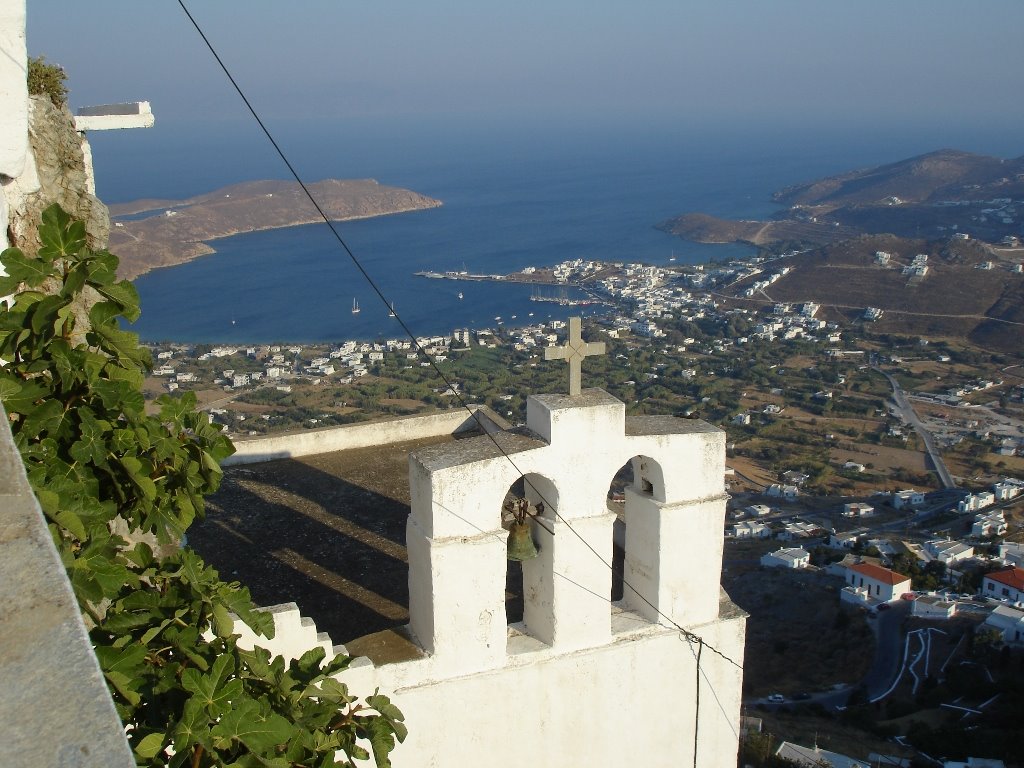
[0,206,405,766]
[27,55,68,107]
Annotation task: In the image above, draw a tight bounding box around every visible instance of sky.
[26,0,1024,137]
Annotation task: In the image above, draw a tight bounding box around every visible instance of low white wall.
[225,407,505,465]
[342,612,745,768]
[230,602,336,662]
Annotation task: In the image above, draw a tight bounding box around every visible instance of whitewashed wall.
[341,389,745,768]
[0,0,28,251]
[225,406,505,465]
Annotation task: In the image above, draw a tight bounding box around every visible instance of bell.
[507,521,539,561]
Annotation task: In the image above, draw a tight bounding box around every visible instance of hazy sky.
[26,0,1024,133]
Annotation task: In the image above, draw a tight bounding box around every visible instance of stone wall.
[6,95,109,255]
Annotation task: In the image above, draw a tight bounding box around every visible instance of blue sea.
[86,115,1020,343]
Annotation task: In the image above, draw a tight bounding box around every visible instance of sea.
[86,115,1020,344]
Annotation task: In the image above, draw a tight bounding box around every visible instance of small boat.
[457,291,464,300]
[388,301,396,317]
[351,298,361,315]
[669,250,676,262]
[528,312,534,317]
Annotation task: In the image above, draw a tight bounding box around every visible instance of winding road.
[874,367,957,489]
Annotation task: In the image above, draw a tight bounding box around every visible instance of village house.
[841,562,911,605]
[781,470,809,486]
[778,521,821,541]
[972,511,1007,538]
[829,529,868,550]
[925,539,975,565]
[766,484,799,501]
[983,567,1024,604]
[958,491,996,514]
[842,502,875,518]
[911,594,957,620]
[730,521,770,539]
[1000,542,1024,568]
[760,547,810,569]
[984,605,1024,646]
[892,489,925,510]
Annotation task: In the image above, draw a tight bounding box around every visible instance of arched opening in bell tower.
[608,454,667,620]
[499,472,558,645]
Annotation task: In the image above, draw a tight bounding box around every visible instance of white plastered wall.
[0,0,29,252]
[334,388,745,767]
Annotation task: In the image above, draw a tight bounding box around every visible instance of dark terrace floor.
[189,434,457,646]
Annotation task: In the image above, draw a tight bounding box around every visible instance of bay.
[89,116,1017,343]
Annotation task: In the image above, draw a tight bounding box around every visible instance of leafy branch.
[1,205,405,767]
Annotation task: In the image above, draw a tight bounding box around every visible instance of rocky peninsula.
[658,149,1024,250]
[108,179,442,280]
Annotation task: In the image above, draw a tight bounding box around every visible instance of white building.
[999,542,1024,568]
[766,484,799,501]
[842,562,912,605]
[925,540,975,565]
[984,605,1024,646]
[760,547,810,569]
[972,511,1007,538]
[958,491,996,514]
[233,387,745,767]
[982,567,1024,604]
[731,521,770,539]
[911,594,957,620]
[892,489,925,510]
[842,502,874,517]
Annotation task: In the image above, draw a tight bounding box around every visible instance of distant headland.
[108,179,442,280]
[658,149,1024,249]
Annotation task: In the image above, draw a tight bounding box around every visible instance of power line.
[175,0,742,675]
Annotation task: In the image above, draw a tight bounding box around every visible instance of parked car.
[767,694,785,703]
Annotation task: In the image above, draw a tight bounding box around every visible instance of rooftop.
[849,562,909,586]
[985,566,1024,591]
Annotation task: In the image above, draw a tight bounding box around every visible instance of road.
[874,367,957,489]
[749,599,913,712]
[863,600,912,700]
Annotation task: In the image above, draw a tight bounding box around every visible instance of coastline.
[112,203,442,281]
[108,178,443,281]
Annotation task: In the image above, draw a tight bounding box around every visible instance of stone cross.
[544,316,606,396]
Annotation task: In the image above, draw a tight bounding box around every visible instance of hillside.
[108,179,442,280]
[660,149,1024,250]
[721,234,1024,353]
[773,149,1024,208]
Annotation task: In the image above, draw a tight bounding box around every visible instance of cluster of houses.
[903,253,929,277]
[740,266,792,297]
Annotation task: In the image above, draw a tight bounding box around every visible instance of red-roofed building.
[841,562,912,605]
[983,567,1024,604]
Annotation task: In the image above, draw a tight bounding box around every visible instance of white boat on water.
[458,291,464,300]
[388,301,396,317]
[352,298,361,314]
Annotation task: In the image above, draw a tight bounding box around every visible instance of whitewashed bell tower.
[348,318,747,767]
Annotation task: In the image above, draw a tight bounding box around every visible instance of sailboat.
[388,301,396,317]
[351,298,361,315]
[457,291,464,300]
[669,249,676,262]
